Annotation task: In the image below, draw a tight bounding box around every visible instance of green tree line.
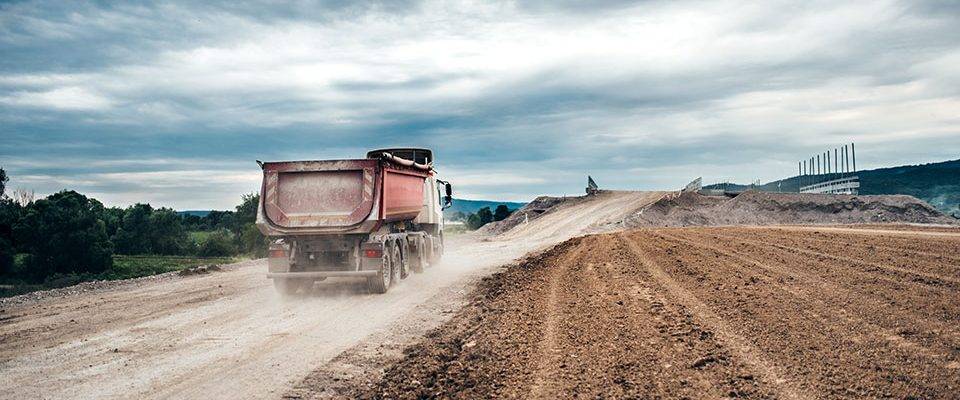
[0,167,266,287]
[450,204,514,230]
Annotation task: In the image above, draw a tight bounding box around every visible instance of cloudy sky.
[1,0,958,209]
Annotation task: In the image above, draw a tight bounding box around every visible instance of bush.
[44,272,93,289]
[197,230,237,257]
[0,198,21,276]
[0,236,13,276]
[239,223,267,257]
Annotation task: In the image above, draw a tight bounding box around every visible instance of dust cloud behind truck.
[256,148,452,294]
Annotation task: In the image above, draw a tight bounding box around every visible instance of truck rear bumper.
[267,271,378,279]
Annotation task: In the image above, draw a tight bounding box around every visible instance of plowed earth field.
[363,226,960,399]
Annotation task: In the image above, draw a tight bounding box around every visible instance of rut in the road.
[359,226,960,399]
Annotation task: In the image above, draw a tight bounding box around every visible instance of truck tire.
[393,242,406,281]
[367,242,393,294]
[430,233,444,265]
[411,237,426,273]
[274,278,310,297]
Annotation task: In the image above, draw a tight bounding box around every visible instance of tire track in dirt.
[526,243,585,399]
[628,229,960,398]
[618,233,805,400]
[768,229,960,264]
[736,228,960,280]
[695,229,960,342]
[719,231,960,289]
[655,230,959,364]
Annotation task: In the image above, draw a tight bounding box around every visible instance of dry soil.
[361,225,960,399]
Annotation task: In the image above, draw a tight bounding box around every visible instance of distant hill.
[703,159,960,216]
[444,198,528,219]
[178,198,528,220]
[177,210,213,217]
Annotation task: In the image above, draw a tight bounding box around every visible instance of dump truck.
[255,148,453,294]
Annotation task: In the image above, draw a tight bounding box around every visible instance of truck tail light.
[363,249,382,258]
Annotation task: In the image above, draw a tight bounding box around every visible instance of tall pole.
[797,161,803,193]
[817,154,821,175]
[851,143,856,172]
[834,148,838,177]
[845,145,850,174]
[827,151,831,175]
[840,146,845,175]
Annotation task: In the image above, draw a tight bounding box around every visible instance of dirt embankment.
[480,190,670,238]
[626,191,957,227]
[359,226,960,399]
[483,191,956,238]
[479,195,578,235]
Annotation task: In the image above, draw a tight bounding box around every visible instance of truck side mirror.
[443,183,453,209]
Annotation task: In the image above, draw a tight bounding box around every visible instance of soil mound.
[479,195,584,235]
[628,191,956,227]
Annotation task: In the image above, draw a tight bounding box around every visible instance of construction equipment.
[682,177,702,193]
[586,176,600,195]
[255,148,453,294]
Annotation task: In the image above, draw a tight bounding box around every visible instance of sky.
[1,0,958,209]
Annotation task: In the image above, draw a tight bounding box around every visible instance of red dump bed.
[258,158,429,233]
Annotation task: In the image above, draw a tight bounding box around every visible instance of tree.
[0,167,7,198]
[233,193,265,256]
[0,198,18,276]
[239,224,267,257]
[465,207,496,230]
[149,208,189,255]
[197,230,236,257]
[102,207,125,238]
[14,191,113,281]
[180,214,202,230]
[203,210,234,230]
[112,203,154,254]
[493,205,512,221]
[10,188,34,207]
[0,168,21,276]
[477,207,494,225]
[234,193,259,225]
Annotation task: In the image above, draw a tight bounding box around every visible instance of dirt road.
[365,226,960,399]
[0,191,667,399]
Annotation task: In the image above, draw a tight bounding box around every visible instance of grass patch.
[105,255,241,281]
[0,255,242,298]
[189,230,215,243]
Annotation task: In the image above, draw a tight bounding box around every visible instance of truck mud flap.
[267,271,379,279]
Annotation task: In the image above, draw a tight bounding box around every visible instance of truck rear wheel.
[393,242,406,281]
[367,242,393,294]
[398,240,410,279]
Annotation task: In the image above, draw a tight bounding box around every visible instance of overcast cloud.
[1,0,958,209]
